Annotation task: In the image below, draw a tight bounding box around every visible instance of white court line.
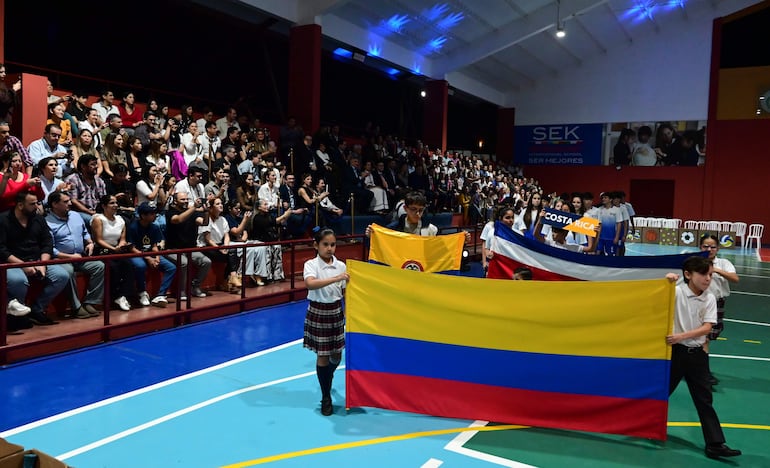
[444,420,537,468]
[421,458,444,468]
[711,354,770,362]
[724,318,770,327]
[737,265,770,272]
[737,274,770,279]
[0,338,303,438]
[55,369,320,461]
[731,291,770,298]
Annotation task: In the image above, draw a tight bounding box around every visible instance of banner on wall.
[514,123,604,165]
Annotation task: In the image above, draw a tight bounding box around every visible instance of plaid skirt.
[303,300,345,356]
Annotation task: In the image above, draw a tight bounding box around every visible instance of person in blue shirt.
[45,190,105,319]
[595,192,622,256]
[127,202,176,307]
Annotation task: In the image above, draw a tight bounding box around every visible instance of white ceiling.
[202,0,761,106]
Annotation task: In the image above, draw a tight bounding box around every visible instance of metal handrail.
[1,233,365,355]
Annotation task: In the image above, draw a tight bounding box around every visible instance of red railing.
[0,235,366,364]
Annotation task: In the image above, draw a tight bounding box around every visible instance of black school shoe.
[320,397,333,416]
[7,315,33,331]
[705,444,741,459]
[27,311,58,326]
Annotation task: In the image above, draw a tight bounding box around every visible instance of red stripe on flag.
[347,371,668,440]
[487,250,578,281]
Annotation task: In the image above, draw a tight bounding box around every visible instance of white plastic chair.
[733,222,747,247]
[662,219,679,229]
[671,219,682,229]
[745,224,765,250]
[634,217,648,228]
[646,218,662,228]
[699,221,720,232]
[684,220,697,229]
[719,222,733,232]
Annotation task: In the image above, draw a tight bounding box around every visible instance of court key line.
[0,339,304,438]
[223,420,770,467]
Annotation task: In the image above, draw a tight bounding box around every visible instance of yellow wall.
[716,66,770,120]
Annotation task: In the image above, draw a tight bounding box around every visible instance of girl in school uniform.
[303,227,350,416]
[700,234,740,386]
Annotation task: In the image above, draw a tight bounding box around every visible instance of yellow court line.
[220,424,527,467]
[743,340,762,344]
[221,421,770,467]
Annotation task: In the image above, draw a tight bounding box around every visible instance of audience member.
[28,124,72,178]
[165,192,211,299]
[127,202,176,307]
[90,194,136,311]
[91,90,119,125]
[65,154,107,225]
[0,151,44,212]
[0,121,33,175]
[0,190,68,327]
[198,198,241,294]
[45,190,104,318]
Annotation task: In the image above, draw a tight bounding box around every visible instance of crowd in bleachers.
[1,81,552,333]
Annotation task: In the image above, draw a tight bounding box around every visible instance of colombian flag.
[345,260,675,440]
[367,223,465,273]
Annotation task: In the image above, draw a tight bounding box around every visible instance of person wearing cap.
[127,202,176,307]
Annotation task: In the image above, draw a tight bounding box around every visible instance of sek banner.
[514,123,604,165]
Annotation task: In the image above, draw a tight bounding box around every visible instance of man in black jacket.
[0,190,69,328]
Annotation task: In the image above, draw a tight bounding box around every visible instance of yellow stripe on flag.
[346,260,674,360]
[368,224,465,273]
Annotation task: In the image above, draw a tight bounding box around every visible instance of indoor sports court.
[1,244,767,467]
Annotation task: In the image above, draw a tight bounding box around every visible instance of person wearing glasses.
[365,191,471,243]
[699,234,739,388]
[27,124,72,178]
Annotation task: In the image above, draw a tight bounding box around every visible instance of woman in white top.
[362,160,389,213]
[198,198,241,293]
[145,140,170,175]
[135,164,169,232]
[180,121,204,167]
[90,194,135,311]
[257,170,280,212]
[37,157,70,205]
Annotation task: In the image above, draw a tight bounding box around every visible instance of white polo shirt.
[708,257,736,299]
[674,283,717,347]
[304,255,346,303]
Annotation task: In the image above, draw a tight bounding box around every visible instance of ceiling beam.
[431,0,609,77]
[604,2,634,44]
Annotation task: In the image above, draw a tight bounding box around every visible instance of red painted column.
[288,24,321,135]
[422,79,448,151]
[496,107,516,166]
[18,73,48,146]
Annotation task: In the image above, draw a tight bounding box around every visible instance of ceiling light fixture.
[555,0,566,38]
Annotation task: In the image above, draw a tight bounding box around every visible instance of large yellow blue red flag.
[367,223,464,273]
[345,260,675,440]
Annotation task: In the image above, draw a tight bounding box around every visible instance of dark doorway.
[630,179,675,218]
